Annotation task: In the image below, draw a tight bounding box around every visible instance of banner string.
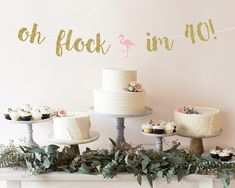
[0,26,234,39]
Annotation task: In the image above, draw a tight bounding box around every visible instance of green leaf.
[79,163,90,174]
[157,171,163,178]
[45,145,60,154]
[142,159,149,171]
[109,138,116,147]
[151,163,160,170]
[35,153,42,161]
[115,151,120,161]
[43,157,51,168]
[31,148,44,154]
[176,168,186,182]
[137,173,142,185]
[147,174,153,188]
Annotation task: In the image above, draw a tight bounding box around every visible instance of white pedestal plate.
[141,132,176,152]
[89,107,153,146]
[3,118,53,147]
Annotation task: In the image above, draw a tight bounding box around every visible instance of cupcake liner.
[4,114,11,120]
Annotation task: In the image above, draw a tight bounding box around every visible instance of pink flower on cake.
[178,106,185,113]
[58,109,67,117]
[135,83,143,92]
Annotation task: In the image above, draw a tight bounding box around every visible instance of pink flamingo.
[119,34,135,57]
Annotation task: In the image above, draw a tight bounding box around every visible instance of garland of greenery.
[0,139,235,188]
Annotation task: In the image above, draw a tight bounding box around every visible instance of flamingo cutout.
[119,34,135,57]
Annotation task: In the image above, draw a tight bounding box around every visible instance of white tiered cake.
[93,69,146,115]
[174,106,220,137]
[53,112,91,141]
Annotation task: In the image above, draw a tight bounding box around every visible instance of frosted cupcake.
[164,122,176,134]
[3,108,13,120]
[18,110,32,121]
[32,109,42,120]
[142,123,153,133]
[9,111,20,121]
[152,124,164,134]
[40,107,51,119]
[219,151,232,161]
[210,149,221,159]
[21,104,32,112]
[223,148,234,157]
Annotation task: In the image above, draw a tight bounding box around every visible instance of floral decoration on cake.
[3,104,52,121]
[127,81,143,92]
[55,109,67,117]
[177,105,199,114]
[210,146,235,161]
[142,120,176,134]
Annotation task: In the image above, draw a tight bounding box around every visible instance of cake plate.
[45,131,100,155]
[89,107,153,146]
[3,118,53,147]
[141,132,176,152]
[177,129,223,155]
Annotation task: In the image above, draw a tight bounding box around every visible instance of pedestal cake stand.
[141,132,176,152]
[3,118,53,147]
[177,129,223,155]
[89,107,153,146]
[45,131,100,155]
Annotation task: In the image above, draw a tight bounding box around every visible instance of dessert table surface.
[0,168,225,188]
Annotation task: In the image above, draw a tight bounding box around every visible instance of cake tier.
[53,112,90,141]
[94,89,146,115]
[102,69,137,91]
[174,107,220,137]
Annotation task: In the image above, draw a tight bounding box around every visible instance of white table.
[0,168,223,188]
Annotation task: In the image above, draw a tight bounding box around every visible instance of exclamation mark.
[209,19,217,39]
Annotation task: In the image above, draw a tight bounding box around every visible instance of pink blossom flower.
[178,106,185,113]
[135,83,143,92]
[58,109,67,117]
[130,81,136,87]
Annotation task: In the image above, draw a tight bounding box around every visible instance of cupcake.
[32,109,42,120]
[9,111,20,121]
[21,104,32,112]
[18,110,32,121]
[152,124,164,134]
[210,149,221,159]
[40,107,51,119]
[223,148,234,157]
[142,123,153,133]
[219,151,232,161]
[3,108,13,120]
[164,122,176,134]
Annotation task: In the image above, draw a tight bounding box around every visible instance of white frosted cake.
[93,69,146,115]
[174,106,220,137]
[53,111,91,141]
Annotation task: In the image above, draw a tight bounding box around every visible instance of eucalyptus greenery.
[0,139,235,188]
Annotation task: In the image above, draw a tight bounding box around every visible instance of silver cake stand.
[141,132,176,152]
[89,107,153,146]
[177,129,223,155]
[3,117,53,147]
[45,131,100,155]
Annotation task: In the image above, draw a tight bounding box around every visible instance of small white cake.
[174,106,220,137]
[94,69,146,115]
[53,112,91,141]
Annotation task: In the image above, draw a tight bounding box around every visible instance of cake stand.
[89,107,153,146]
[3,118,53,147]
[177,129,223,155]
[141,132,176,152]
[45,131,100,155]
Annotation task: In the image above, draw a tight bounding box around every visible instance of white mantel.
[0,168,231,188]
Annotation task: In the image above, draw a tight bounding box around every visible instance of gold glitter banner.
[1,19,235,58]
